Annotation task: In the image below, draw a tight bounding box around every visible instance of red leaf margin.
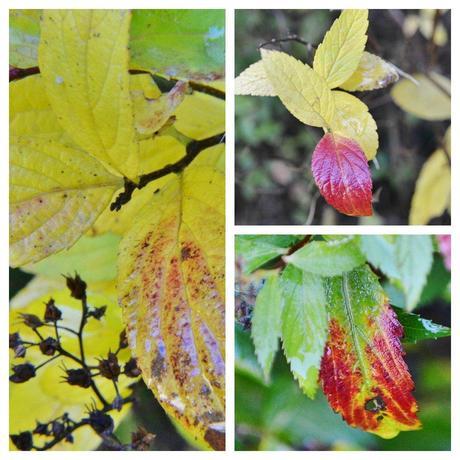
[311,133,372,216]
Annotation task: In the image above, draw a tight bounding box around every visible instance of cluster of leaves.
[235,234,450,439]
[236,9,451,222]
[10,9,225,450]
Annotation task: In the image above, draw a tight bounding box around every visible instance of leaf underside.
[319,265,421,439]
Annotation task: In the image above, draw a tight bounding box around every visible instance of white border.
[2,0,457,458]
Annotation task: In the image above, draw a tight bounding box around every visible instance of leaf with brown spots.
[118,161,225,450]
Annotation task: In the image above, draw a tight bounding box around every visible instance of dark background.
[235,10,451,225]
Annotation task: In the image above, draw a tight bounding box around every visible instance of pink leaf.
[437,235,451,270]
[312,133,373,216]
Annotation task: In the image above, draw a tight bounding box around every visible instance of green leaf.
[23,233,121,282]
[393,306,450,343]
[359,235,400,279]
[395,235,433,311]
[251,274,284,380]
[236,235,302,273]
[280,265,327,398]
[285,237,365,276]
[130,10,225,81]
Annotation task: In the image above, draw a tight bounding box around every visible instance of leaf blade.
[261,49,335,128]
[319,265,421,438]
[313,9,369,88]
[251,274,284,380]
[280,265,328,398]
[39,10,139,179]
[285,237,366,276]
[118,165,225,450]
[235,60,276,96]
[312,133,373,216]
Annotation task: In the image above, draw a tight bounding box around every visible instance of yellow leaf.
[10,137,122,266]
[330,91,378,160]
[340,51,399,91]
[118,164,225,450]
[10,278,134,450]
[391,72,451,120]
[175,92,225,140]
[92,135,186,236]
[235,60,276,96]
[261,49,335,128]
[409,149,450,224]
[10,75,66,140]
[419,10,448,46]
[39,10,139,180]
[134,81,188,136]
[313,9,369,88]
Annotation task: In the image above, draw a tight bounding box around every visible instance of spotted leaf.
[319,265,421,439]
[311,133,372,216]
[118,163,225,450]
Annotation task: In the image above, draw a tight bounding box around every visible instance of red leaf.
[319,267,421,439]
[311,133,372,216]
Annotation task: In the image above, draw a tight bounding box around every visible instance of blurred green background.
[235,252,451,451]
[235,10,451,225]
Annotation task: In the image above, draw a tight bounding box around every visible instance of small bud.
[9,332,22,349]
[98,352,120,381]
[10,431,33,451]
[33,422,49,436]
[64,274,87,300]
[39,337,59,356]
[124,358,141,378]
[51,421,65,438]
[90,306,106,320]
[131,427,155,451]
[44,298,62,322]
[64,368,92,388]
[65,434,74,443]
[87,410,114,436]
[119,330,128,349]
[10,363,36,383]
[20,313,43,329]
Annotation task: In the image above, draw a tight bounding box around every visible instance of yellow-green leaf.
[235,60,276,96]
[39,10,139,179]
[340,51,399,92]
[391,72,451,120]
[10,137,122,266]
[10,278,134,450]
[118,164,225,450]
[175,92,225,140]
[313,9,369,88]
[409,149,451,225]
[261,49,335,128]
[330,90,378,160]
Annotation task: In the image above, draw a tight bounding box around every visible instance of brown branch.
[110,133,225,211]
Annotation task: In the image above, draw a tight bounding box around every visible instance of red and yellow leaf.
[311,133,372,216]
[118,162,225,450]
[319,265,421,438]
